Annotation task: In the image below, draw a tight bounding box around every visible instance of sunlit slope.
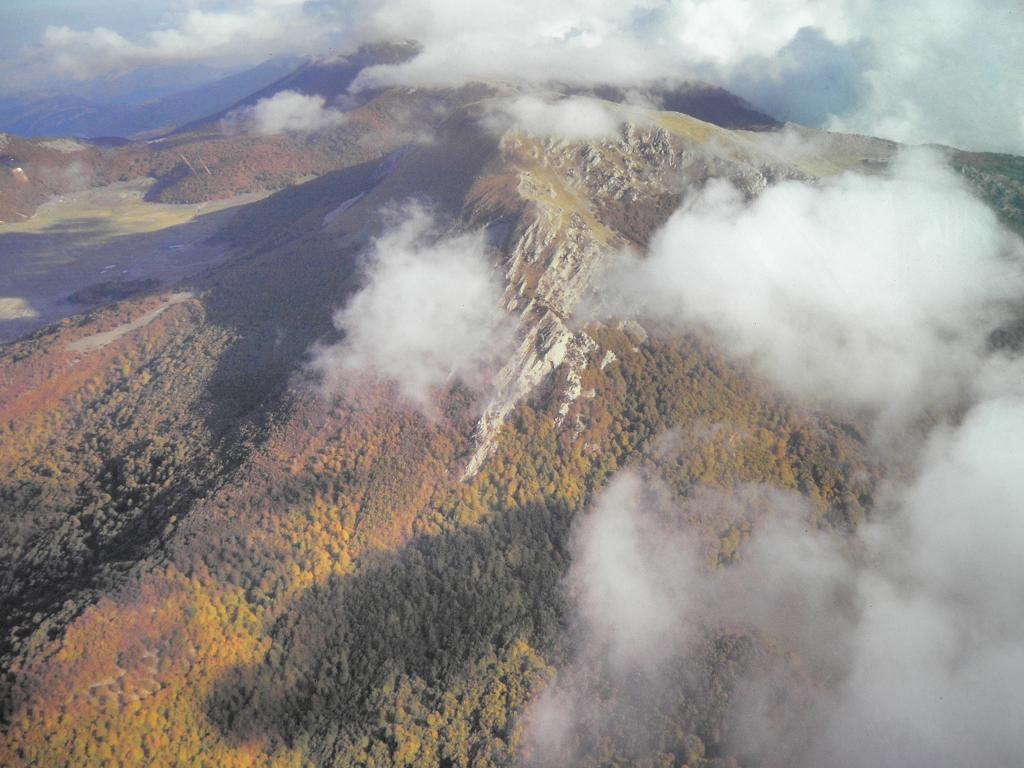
[1,93,1020,767]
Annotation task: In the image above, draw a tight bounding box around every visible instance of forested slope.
[1,90,1017,767]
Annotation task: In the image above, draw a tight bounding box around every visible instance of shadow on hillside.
[37,216,116,236]
[0,171,375,673]
[0,208,236,343]
[1,135,499,715]
[188,123,501,457]
[188,162,391,456]
[205,501,574,758]
[87,162,401,560]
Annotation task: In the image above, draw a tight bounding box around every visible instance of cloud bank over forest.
[225,90,348,135]
[591,149,1024,424]
[530,396,1024,766]
[14,0,1024,153]
[310,204,512,411]
[527,140,1024,766]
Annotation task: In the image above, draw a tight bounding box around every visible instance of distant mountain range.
[0,56,302,139]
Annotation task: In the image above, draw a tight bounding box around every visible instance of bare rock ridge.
[317,96,902,476]
[447,104,897,475]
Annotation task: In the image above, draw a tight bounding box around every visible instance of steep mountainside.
[0,81,493,224]
[0,134,104,224]
[0,82,1020,767]
[174,43,423,135]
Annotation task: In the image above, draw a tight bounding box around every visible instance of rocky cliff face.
[459,105,894,476]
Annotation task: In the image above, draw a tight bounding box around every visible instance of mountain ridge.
[0,62,1022,766]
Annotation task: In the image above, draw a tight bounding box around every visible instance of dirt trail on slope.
[67,292,194,353]
[0,178,263,343]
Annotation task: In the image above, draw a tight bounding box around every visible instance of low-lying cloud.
[346,0,1024,153]
[226,90,347,135]
[523,473,849,764]
[310,204,513,410]
[531,119,1024,766]
[530,392,1024,766]
[483,95,625,141]
[799,396,1024,768]
[21,1,1024,153]
[591,149,1024,422]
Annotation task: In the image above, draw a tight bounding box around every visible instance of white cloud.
[659,0,856,66]
[758,397,1024,767]
[533,118,1024,767]
[347,0,1023,152]
[483,95,625,141]
[35,0,331,79]
[521,471,705,762]
[24,1,1024,152]
[523,473,847,763]
[825,1,1024,153]
[39,26,141,79]
[310,204,513,410]
[592,149,1024,422]
[226,90,347,135]
[568,473,701,668]
[533,398,1024,766]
